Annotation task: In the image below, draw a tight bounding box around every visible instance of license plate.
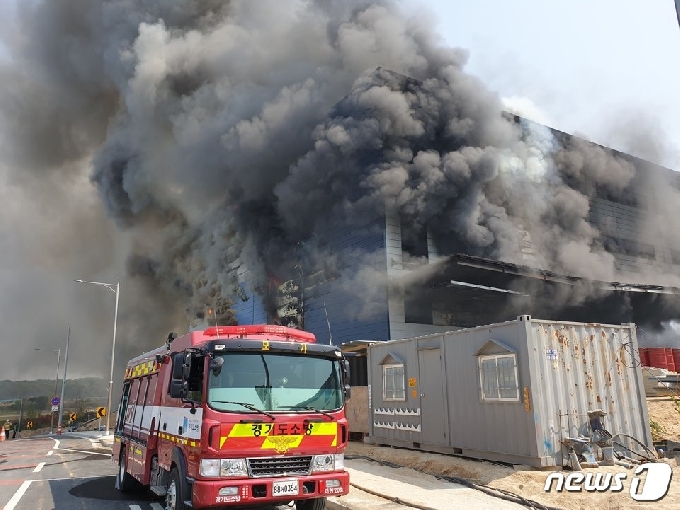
[272,480,299,496]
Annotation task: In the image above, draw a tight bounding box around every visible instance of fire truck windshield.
[207,352,343,413]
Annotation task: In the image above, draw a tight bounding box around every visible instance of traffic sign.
[51,405,59,412]
[96,407,106,418]
[25,421,33,429]
[69,412,77,422]
[51,396,60,406]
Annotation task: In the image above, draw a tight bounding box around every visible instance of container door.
[418,348,447,445]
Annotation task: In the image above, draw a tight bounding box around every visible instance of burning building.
[229,68,680,345]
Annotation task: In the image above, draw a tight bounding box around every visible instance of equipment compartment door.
[418,348,448,445]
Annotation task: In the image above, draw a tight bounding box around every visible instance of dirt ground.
[647,397,680,442]
[348,397,680,510]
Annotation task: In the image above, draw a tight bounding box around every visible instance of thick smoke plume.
[1,0,679,380]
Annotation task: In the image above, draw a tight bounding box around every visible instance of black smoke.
[1,0,679,375]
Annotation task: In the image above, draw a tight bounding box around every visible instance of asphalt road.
[0,435,293,510]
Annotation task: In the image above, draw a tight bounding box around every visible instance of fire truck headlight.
[200,459,221,477]
[220,459,248,477]
[312,453,343,473]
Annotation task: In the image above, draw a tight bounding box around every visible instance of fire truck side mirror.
[169,379,187,399]
[344,384,351,400]
[341,359,351,399]
[172,352,187,380]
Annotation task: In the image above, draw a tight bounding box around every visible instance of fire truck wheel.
[166,467,189,510]
[117,449,136,493]
[295,497,327,510]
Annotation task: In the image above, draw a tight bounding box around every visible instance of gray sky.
[421,0,680,168]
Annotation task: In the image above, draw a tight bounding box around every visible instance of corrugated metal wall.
[523,319,652,465]
[232,278,268,325]
[304,218,390,345]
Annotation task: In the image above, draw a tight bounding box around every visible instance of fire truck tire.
[166,467,190,510]
[295,497,327,510]
[117,449,136,493]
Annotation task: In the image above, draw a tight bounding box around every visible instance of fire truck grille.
[247,456,312,478]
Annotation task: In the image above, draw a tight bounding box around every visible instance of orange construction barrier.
[0,428,5,442]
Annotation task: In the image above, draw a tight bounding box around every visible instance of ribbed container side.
[665,348,676,373]
[526,320,652,465]
[649,348,668,370]
[673,349,680,373]
[639,348,650,367]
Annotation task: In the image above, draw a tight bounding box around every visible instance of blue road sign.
[51,396,60,406]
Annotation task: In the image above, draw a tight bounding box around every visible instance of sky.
[420,0,680,169]
[0,0,678,381]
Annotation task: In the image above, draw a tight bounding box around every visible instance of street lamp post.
[57,326,70,432]
[74,279,119,435]
[34,347,60,434]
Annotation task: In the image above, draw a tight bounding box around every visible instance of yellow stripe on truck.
[226,422,337,438]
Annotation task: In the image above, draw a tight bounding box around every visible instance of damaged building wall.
[387,118,680,337]
[293,218,390,344]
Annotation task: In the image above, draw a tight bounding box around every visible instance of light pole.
[57,326,70,432]
[74,279,119,435]
[34,347,60,434]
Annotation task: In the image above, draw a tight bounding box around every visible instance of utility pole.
[57,326,70,432]
[18,397,23,434]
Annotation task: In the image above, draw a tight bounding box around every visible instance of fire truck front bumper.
[191,471,350,509]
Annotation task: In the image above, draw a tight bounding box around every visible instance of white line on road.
[57,448,111,456]
[47,450,54,456]
[33,462,46,473]
[52,438,60,450]
[5,480,33,510]
[129,505,142,510]
[31,474,103,482]
[150,503,165,510]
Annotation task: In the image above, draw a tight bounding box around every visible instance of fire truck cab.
[113,325,351,510]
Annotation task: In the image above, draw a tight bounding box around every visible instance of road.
[0,435,292,510]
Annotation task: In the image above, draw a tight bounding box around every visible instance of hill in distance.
[0,377,109,401]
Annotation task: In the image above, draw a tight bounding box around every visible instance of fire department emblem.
[267,436,298,454]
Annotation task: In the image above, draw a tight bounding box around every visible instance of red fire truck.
[112,324,351,510]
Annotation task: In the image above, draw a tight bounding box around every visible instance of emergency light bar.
[203,324,317,343]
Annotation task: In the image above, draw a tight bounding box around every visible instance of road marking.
[150,503,165,510]
[47,451,54,456]
[31,474,104,482]
[129,505,143,510]
[52,439,60,450]
[33,462,46,473]
[57,448,111,456]
[4,480,33,510]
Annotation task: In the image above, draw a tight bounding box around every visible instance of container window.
[478,354,519,402]
[382,364,406,401]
